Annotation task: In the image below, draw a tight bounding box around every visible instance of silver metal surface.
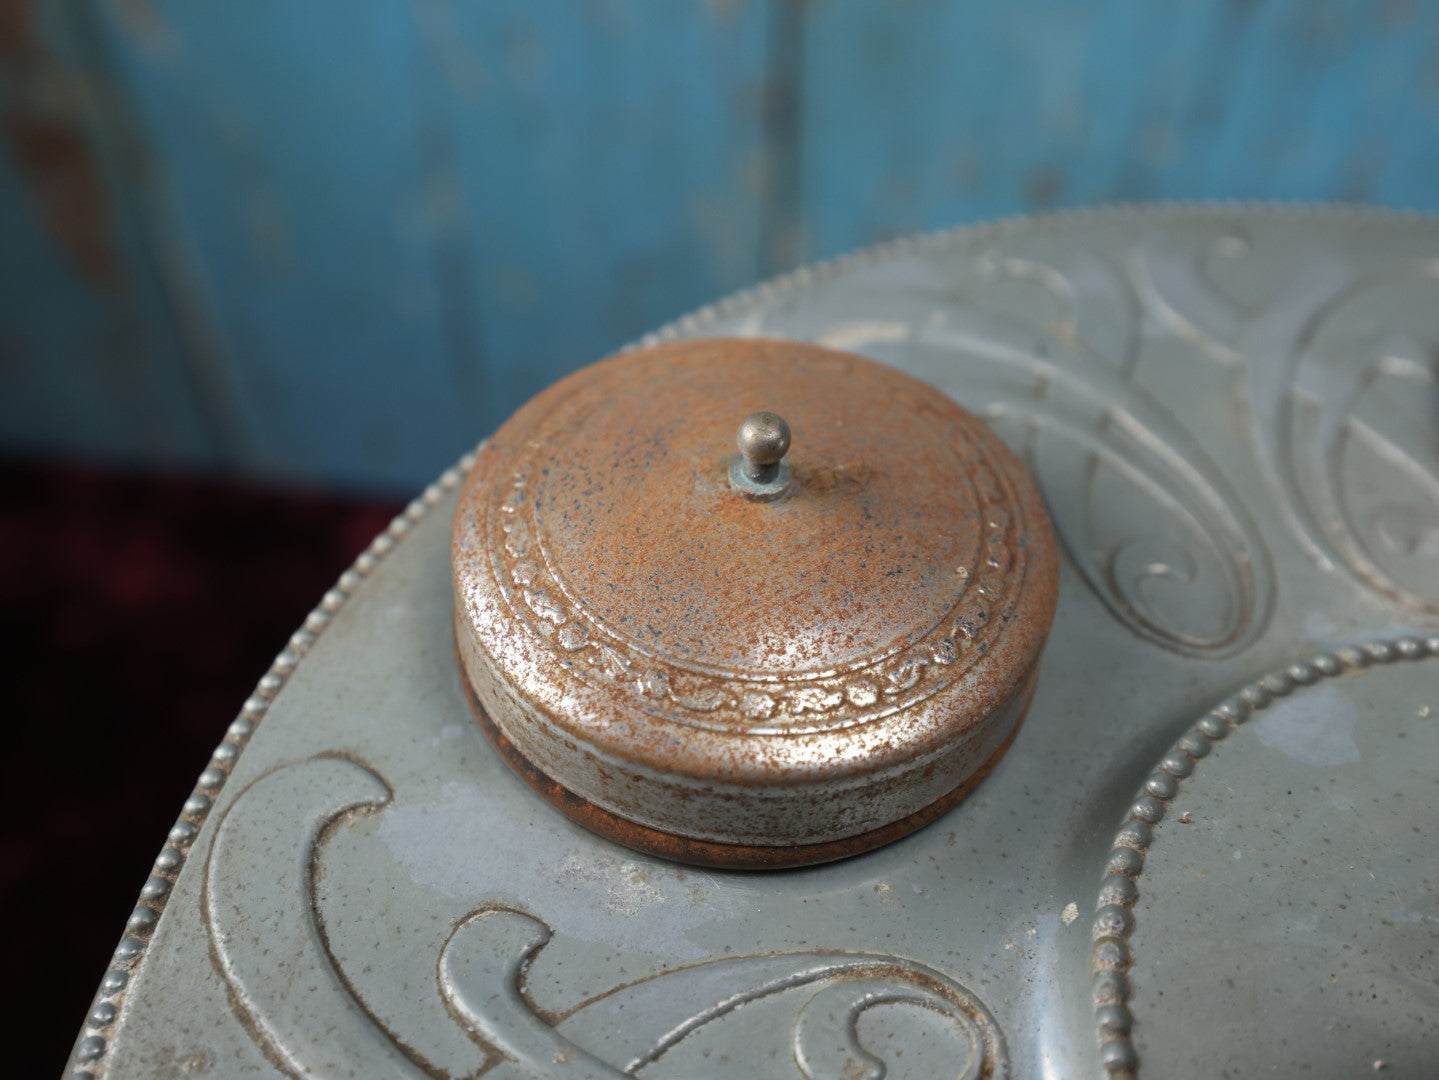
[68,204,1439,1079]
[735,410,791,478]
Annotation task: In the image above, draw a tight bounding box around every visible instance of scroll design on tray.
[1134,231,1439,619]
[929,244,1277,657]
[441,906,1008,1079]
[1269,266,1439,617]
[754,226,1437,651]
[202,756,428,1077]
[720,239,1276,657]
[206,757,1008,1078]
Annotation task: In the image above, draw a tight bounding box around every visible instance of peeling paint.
[0,0,120,288]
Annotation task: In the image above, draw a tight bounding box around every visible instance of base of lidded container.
[460,659,1037,869]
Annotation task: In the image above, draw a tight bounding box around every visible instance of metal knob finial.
[729,411,793,500]
[736,411,791,483]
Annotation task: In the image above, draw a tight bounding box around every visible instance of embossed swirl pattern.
[1134,232,1439,623]
[67,454,478,1080]
[204,756,1009,1078]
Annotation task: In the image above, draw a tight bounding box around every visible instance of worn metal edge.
[64,200,1439,1078]
[627,199,1439,352]
[461,657,1036,869]
[62,451,482,1079]
[1088,636,1439,1079]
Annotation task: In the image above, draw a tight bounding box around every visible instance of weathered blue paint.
[0,0,218,469]
[2,0,1437,491]
[801,0,1439,253]
[56,0,774,490]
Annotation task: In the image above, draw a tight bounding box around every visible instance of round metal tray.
[69,204,1439,1079]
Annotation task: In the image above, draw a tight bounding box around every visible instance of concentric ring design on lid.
[452,337,1058,866]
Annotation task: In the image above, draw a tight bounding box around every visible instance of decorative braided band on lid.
[451,337,1058,867]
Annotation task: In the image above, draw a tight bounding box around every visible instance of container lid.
[451,337,1057,866]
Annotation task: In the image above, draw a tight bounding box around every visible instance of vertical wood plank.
[9,0,1439,490]
[0,0,217,468]
[86,0,467,489]
[419,0,775,416]
[80,0,774,490]
[797,0,1439,260]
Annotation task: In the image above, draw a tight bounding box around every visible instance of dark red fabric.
[0,458,402,1075]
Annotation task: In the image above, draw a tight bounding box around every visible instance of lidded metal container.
[452,337,1058,866]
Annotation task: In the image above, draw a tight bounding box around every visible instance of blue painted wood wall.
[4,0,1437,492]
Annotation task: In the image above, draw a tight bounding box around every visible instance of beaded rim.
[66,202,1438,1077]
[1089,636,1439,1078]
[630,199,1438,352]
[65,453,478,1079]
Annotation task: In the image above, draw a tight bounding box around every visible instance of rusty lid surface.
[452,337,1057,866]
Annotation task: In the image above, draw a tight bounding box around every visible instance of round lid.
[452,337,1057,866]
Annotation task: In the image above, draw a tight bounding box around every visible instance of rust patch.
[0,0,120,288]
[1023,164,1065,209]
